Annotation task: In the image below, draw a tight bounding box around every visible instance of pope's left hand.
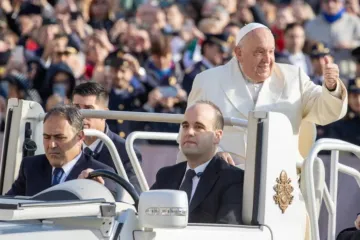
[322,56,339,91]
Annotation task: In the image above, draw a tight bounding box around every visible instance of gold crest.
[273,170,294,213]
[169,76,177,86]
[356,78,360,88]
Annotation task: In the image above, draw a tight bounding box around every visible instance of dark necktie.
[179,169,197,203]
[83,147,94,156]
[52,167,64,186]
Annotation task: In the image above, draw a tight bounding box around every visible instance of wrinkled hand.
[355,215,360,230]
[78,168,105,185]
[217,152,235,166]
[322,56,338,91]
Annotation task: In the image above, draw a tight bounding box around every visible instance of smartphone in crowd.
[158,86,178,98]
[53,83,67,98]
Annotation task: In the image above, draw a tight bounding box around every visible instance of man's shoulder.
[84,154,114,171]
[22,154,48,167]
[106,129,142,156]
[107,129,126,146]
[275,63,301,79]
[214,156,244,181]
[191,63,227,90]
[304,15,324,29]
[156,161,186,177]
[197,63,227,77]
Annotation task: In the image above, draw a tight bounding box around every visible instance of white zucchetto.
[236,23,269,45]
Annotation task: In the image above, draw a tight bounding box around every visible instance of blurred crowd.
[0,0,359,145]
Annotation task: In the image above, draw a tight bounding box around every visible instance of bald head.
[181,101,224,163]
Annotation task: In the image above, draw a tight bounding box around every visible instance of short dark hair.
[195,100,224,130]
[284,23,304,34]
[72,82,109,106]
[44,105,84,132]
[150,34,172,56]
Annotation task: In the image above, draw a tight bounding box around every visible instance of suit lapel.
[170,163,187,190]
[220,57,254,118]
[255,64,285,110]
[39,156,53,191]
[66,154,88,181]
[189,157,221,213]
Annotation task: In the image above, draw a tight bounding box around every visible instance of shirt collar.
[82,125,108,152]
[52,152,82,177]
[186,158,212,176]
[201,58,214,69]
[83,138,101,152]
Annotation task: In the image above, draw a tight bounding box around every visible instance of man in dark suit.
[337,214,360,240]
[6,105,116,196]
[72,82,142,193]
[151,101,244,224]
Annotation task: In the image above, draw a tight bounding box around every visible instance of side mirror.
[138,190,188,229]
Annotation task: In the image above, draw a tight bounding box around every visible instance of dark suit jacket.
[151,155,244,224]
[337,227,360,240]
[94,129,142,193]
[6,153,117,197]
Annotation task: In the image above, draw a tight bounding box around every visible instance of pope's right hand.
[217,152,235,166]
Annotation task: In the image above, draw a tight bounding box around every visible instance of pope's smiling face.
[234,28,275,83]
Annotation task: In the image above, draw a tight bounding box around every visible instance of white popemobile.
[0,99,359,240]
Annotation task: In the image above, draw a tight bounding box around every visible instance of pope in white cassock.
[177,23,348,239]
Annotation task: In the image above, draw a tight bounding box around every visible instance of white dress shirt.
[181,159,212,202]
[83,138,101,152]
[52,152,82,184]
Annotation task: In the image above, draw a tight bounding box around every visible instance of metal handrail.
[125,132,178,192]
[35,110,249,127]
[304,138,360,240]
[83,129,128,181]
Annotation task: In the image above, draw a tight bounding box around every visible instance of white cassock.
[176,56,347,240]
[177,22,348,163]
[177,57,348,164]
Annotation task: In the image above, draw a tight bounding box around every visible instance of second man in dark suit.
[151,101,244,225]
[71,82,142,193]
[6,105,116,196]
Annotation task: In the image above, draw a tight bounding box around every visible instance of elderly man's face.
[43,115,84,168]
[235,28,275,82]
[180,104,222,159]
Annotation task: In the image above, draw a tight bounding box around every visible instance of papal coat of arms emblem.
[273,170,294,213]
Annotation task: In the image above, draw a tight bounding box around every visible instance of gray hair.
[44,105,84,132]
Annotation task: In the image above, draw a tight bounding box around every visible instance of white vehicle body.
[0,99,359,240]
